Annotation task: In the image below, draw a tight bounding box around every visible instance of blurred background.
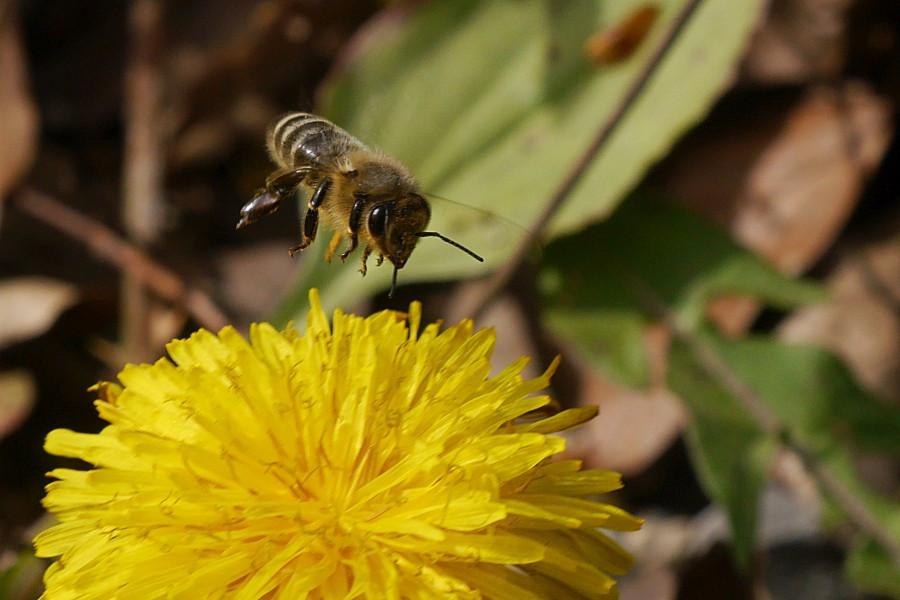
[0,0,898,598]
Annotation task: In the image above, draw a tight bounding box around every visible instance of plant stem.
[121,0,167,362]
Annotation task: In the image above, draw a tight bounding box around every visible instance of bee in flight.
[236,112,483,298]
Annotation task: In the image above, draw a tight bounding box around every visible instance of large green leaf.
[272,0,766,324]
[539,195,827,385]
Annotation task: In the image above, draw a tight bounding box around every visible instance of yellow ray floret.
[35,289,642,599]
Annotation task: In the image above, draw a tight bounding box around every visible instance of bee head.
[366,194,431,269]
[365,193,484,299]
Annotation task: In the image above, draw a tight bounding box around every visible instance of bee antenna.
[416,232,484,262]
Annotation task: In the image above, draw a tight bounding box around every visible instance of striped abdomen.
[268,113,365,170]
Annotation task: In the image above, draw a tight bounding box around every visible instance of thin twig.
[13,188,229,332]
[122,0,167,362]
[451,0,704,322]
[628,272,900,568]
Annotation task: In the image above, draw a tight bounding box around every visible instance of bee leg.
[340,196,365,262]
[339,235,358,262]
[288,177,331,256]
[288,207,318,256]
[359,246,371,276]
[324,232,343,263]
[376,253,385,267]
[267,167,312,196]
[237,167,312,229]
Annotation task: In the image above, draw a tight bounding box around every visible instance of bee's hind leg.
[289,177,331,256]
[237,167,312,230]
[324,232,343,262]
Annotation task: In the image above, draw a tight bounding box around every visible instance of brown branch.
[123,0,166,245]
[13,188,229,332]
[450,0,704,322]
[122,0,167,362]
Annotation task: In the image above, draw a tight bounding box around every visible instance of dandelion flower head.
[36,290,641,599]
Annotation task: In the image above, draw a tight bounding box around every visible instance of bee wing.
[422,195,538,266]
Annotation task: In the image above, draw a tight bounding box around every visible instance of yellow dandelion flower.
[35,290,642,599]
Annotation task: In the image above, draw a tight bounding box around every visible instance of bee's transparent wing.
[411,195,537,277]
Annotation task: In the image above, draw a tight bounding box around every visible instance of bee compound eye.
[367,205,388,237]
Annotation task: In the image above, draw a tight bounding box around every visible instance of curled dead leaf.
[0,370,36,439]
[0,277,79,350]
[657,81,891,335]
[741,0,852,84]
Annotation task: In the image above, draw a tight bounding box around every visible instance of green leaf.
[710,338,900,456]
[539,195,826,385]
[668,331,900,571]
[272,0,767,323]
[668,336,774,568]
[846,533,900,598]
[545,309,650,386]
[538,197,893,572]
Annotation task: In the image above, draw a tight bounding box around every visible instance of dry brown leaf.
[732,82,889,273]
[0,7,39,211]
[0,370,35,440]
[778,215,900,401]
[619,566,678,600]
[657,81,891,334]
[741,0,852,84]
[566,326,686,475]
[0,277,78,349]
[566,373,686,475]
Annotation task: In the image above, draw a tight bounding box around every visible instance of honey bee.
[236,113,483,297]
